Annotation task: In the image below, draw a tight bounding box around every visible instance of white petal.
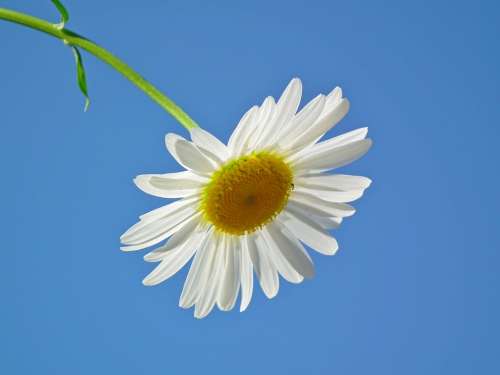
[199,149,224,167]
[134,171,204,199]
[246,234,279,299]
[120,200,197,246]
[289,191,356,218]
[265,221,315,278]
[120,220,189,252]
[142,230,206,286]
[318,126,368,149]
[289,128,369,165]
[291,127,369,163]
[247,96,276,151]
[295,173,372,191]
[190,127,230,162]
[257,78,302,148]
[138,196,199,223]
[144,214,201,262]
[293,139,372,172]
[179,229,215,309]
[239,238,254,312]
[281,209,338,255]
[313,216,343,229]
[260,228,304,283]
[325,87,342,110]
[314,86,342,128]
[294,186,364,203]
[290,86,342,147]
[227,105,259,154]
[217,236,241,311]
[278,94,326,149]
[165,133,215,174]
[287,97,350,151]
[194,237,225,319]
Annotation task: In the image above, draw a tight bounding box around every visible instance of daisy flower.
[121,78,372,318]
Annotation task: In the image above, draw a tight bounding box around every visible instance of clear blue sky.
[1,0,499,373]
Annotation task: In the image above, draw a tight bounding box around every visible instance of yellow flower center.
[201,151,293,235]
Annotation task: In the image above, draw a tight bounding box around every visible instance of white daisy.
[121,78,372,318]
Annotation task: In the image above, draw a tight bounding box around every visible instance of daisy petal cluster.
[121,78,372,318]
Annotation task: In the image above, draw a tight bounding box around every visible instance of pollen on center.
[201,151,293,235]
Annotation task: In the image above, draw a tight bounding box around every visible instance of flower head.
[121,78,372,318]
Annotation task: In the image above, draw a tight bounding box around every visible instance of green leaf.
[51,0,69,29]
[71,47,90,111]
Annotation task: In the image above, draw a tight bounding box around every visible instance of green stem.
[0,7,199,130]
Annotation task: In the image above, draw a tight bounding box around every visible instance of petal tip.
[133,175,149,189]
[264,290,278,299]
[142,277,155,286]
[365,177,373,188]
[143,253,159,262]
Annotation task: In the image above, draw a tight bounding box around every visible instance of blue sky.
[1,0,499,373]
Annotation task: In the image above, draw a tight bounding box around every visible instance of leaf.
[51,0,69,29]
[71,47,90,111]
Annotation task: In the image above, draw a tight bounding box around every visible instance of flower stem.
[0,7,199,130]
